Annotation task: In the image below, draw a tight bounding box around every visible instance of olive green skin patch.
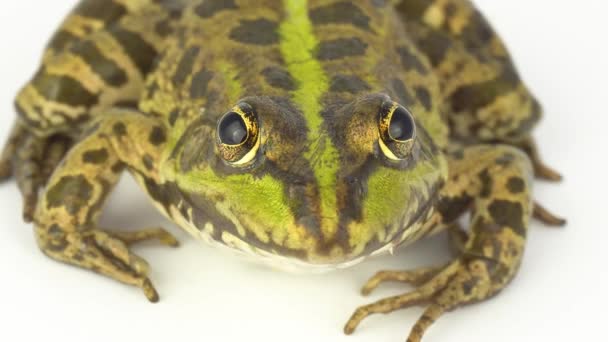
[0,1,564,341]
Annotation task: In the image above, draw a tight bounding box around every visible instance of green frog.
[0,0,565,340]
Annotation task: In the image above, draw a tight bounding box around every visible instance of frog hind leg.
[35,110,178,301]
[345,145,535,341]
[395,0,562,182]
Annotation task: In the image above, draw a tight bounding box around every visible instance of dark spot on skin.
[45,238,69,252]
[32,72,99,107]
[147,81,159,98]
[506,177,525,194]
[437,195,472,223]
[190,69,214,98]
[149,126,167,146]
[450,68,519,113]
[113,100,139,109]
[317,37,368,60]
[329,74,371,94]
[49,30,79,51]
[72,253,85,261]
[417,30,452,66]
[229,19,279,45]
[75,0,127,25]
[48,224,65,238]
[390,78,415,105]
[142,154,154,171]
[461,277,479,296]
[153,0,185,17]
[143,178,182,214]
[451,149,465,160]
[444,3,458,17]
[194,0,237,18]
[488,200,527,236]
[82,148,109,164]
[46,175,94,215]
[479,169,492,198]
[395,0,429,18]
[72,40,128,87]
[168,109,180,126]
[111,162,124,173]
[415,86,432,111]
[310,2,371,31]
[396,46,428,74]
[172,46,200,86]
[113,122,127,136]
[461,12,495,48]
[110,25,158,75]
[155,20,173,37]
[262,67,296,90]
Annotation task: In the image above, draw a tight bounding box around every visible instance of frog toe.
[0,122,26,181]
[107,227,180,248]
[0,157,11,181]
[15,133,45,222]
[360,265,444,296]
[518,137,563,181]
[534,202,567,227]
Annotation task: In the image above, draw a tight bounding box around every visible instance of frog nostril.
[346,177,358,185]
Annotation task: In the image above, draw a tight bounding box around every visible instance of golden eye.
[216,103,260,166]
[378,102,416,160]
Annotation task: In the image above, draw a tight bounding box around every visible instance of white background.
[0,1,606,341]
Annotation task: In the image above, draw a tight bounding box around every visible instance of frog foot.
[105,227,181,247]
[0,122,72,222]
[344,258,505,342]
[39,227,179,302]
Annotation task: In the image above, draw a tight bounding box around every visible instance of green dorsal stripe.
[279,0,340,239]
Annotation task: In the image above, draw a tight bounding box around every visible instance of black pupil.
[218,112,247,145]
[389,107,414,141]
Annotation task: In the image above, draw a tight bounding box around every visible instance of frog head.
[168,92,446,265]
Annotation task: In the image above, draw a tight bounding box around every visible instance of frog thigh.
[34,109,175,301]
[15,0,176,136]
[395,0,541,143]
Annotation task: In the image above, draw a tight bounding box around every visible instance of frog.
[0,0,565,340]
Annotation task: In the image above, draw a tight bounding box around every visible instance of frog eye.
[218,112,247,145]
[378,102,416,160]
[216,103,261,166]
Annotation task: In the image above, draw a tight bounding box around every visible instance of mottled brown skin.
[0,0,564,341]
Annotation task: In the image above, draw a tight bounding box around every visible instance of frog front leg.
[344,145,534,341]
[34,109,178,302]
